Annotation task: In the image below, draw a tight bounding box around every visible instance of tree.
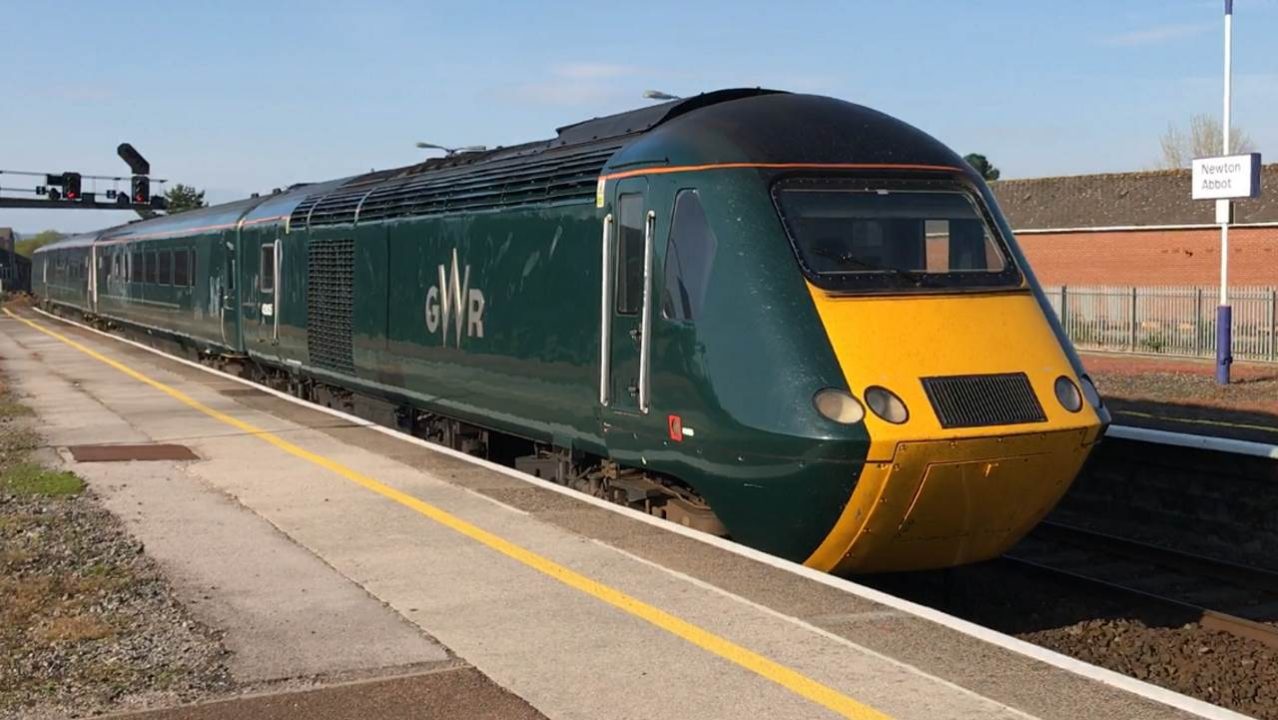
[1159,114,1256,168]
[163,183,207,214]
[963,153,1001,181]
[16,230,64,258]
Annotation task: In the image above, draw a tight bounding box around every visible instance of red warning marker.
[667,414,683,442]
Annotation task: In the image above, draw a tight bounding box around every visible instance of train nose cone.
[807,428,1096,574]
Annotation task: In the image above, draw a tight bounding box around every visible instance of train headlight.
[1054,376,1083,413]
[813,388,865,425]
[865,386,909,424]
[1080,375,1103,410]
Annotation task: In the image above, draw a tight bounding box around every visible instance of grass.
[0,397,33,417]
[34,615,115,643]
[1,461,84,496]
[0,383,228,715]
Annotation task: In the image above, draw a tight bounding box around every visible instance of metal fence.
[1043,285,1278,362]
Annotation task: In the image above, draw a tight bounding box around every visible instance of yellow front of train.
[773,174,1108,575]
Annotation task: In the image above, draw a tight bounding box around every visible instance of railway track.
[1008,520,1278,648]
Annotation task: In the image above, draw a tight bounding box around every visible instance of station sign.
[1191,153,1262,200]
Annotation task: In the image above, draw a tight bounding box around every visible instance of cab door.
[255,236,280,346]
[601,178,654,418]
[219,229,242,351]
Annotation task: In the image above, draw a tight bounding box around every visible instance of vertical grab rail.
[598,214,614,406]
[638,210,656,414]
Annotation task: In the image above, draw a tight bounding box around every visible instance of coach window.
[130,252,142,283]
[259,243,274,293]
[159,250,173,285]
[174,249,190,287]
[615,193,644,315]
[662,190,718,322]
[146,250,158,284]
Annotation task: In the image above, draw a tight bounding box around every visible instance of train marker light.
[1080,375,1103,410]
[667,414,683,442]
[1054,377,1083,413]
[813,388,865,425]
[865,386,909,424]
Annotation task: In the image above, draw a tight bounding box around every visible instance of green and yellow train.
[33,89,1108,574]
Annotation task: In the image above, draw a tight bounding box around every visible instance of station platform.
[0,308,1246,720]
[1084,352,1278,445]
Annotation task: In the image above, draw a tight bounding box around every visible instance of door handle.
[628,328,641,343]
[627,383,639,397]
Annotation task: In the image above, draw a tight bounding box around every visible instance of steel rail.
[1007,524,1278,650]
[1001,554,1278,649]
[1033,520,1278,596]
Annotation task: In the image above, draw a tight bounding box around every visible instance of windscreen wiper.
[812,248,926,286]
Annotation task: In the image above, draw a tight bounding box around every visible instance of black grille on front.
[921,373,1046,429]
[306,238,355,375]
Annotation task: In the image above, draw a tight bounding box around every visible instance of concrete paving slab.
[7,334,450,684]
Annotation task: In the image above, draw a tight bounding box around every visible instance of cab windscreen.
[772,179,1021,292]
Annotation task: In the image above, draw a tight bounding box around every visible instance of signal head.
[63,172,82,200]
[131,175,150,204]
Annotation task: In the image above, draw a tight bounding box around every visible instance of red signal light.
[63,172,82,200]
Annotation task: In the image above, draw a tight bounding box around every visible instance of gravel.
[1026,619,1278,713]
[0,381,231,719]
[865,561,1278,719]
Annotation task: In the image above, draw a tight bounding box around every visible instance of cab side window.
[260,243,275,293]
[615,194,644,315]
[662,190,717,322]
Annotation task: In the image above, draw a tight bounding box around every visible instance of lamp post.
[642,90,681,101]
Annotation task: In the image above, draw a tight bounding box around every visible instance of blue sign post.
[1217,0,1234,384]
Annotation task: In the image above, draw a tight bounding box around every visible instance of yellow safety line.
[3,309,890,720]
[1115,409,1278,436]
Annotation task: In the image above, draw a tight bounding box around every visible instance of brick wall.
[989,165,1278,287]
[1017,226,1278,286]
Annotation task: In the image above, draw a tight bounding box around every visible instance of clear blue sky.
[4,0,1275,234]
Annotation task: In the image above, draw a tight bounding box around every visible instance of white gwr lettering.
[424,248,485,346]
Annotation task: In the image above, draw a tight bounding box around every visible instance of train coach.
[32,89,1109,574]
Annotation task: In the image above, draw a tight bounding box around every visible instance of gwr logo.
[425,248,485,346]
